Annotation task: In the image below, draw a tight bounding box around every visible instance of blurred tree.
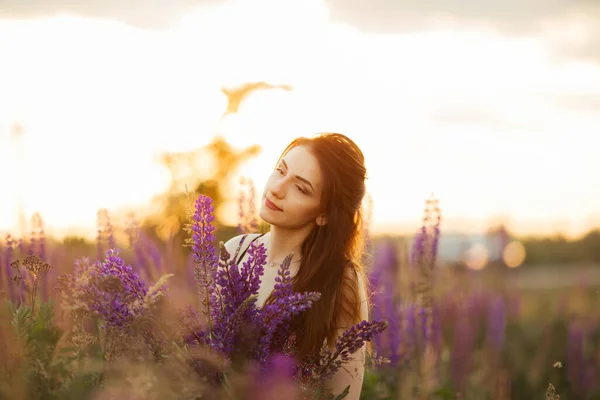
[140,80,295,252]
[149,135,261,233]
[220,81,292,116]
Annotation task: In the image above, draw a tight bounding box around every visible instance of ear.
[316,214,328,227]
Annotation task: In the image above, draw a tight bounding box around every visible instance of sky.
[0,0,599,240]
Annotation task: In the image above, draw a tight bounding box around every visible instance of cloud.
[325,0,599,34]
[325,0,600,64]
[0,0,223,29]
[544,18,600,64]
[552,94,600,112]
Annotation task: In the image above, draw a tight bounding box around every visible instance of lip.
[265,198,283,211]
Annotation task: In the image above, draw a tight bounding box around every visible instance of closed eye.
[296,185,306,194]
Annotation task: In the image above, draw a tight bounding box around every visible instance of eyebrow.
[281,159,314,191]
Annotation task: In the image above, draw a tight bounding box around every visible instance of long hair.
[265,133,368,361]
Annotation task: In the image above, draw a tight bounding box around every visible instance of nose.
[269,178,286,199]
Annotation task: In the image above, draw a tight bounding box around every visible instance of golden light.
[0,2,600,240]
[503,241,526,268]
[464,243,489,271]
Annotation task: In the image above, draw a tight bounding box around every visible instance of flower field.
[0,193,598,400]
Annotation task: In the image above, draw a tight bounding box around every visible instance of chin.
[258,207,275,225]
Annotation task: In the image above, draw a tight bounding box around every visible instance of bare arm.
[322,272,369,400]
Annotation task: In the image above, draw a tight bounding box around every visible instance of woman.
[225,133,369,399]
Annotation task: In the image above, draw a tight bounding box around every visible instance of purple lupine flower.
[409,198,442,348]
[315,320,388,380]
[419,304,429,344]
[237,177,247,234]
[361,194,374,267]
[1,234,14,289]
[182,305,207,345]
[191,195,219,320]
[125,216,162,280]
[430,303,443,383]
[247,179,259,233]
[212,245,247,318]
[383,293,402,366]
[183,194,382,380]
[207,242,268,358]
[86,249,149,328]
[29,212,46,260]
[17,237,28,258]
[131,235,152,279]
[451,296,476,393]
[136,232,163,279]
[140,231,162,275]
[255,253,321,363]
[486,294,506,362]
[30,213,50,301]
[208,239,266,356]
[96,209,116,262]
[205,243,238,341]
[568,322,587,397]
[410,226,427,273]
[404,197,442,386]
[404,303,418,359]
[238,177,259,234]
[15,238,28,296]
[200,236,248,355]
[410,196,442,271]
[239,242,267,312]
[369,241,402,366]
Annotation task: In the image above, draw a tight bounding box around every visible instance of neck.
[267,224,314,265]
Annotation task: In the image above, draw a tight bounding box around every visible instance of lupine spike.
[97,209,116,261]
[190,195,219,329]
[369,241,402,365]
[316,320,388,380]
[410,195,442,383]
[238,177,259,234]
[4,235,17,302]
[486,294,506,363]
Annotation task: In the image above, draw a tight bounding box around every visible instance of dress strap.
[235,233,266,265]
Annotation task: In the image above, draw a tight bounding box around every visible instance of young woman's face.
[259,145,325,229]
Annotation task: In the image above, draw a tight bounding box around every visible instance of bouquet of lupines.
[182,194,388,399]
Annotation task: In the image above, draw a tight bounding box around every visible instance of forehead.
[281,145,323,187]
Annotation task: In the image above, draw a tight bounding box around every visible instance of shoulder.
[223,233,264,258]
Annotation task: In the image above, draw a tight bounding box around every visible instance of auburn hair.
[264,133,368,362]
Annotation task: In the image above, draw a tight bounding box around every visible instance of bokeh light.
[503,240,526,268]
[464,243,489,271]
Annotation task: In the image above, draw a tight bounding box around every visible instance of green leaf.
[333,385,351,400]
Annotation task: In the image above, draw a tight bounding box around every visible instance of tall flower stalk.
[184,192,219,334]
[409,195,441,396]
[369,241,402,366]
[97,208,116,262]
[238,177,259,234]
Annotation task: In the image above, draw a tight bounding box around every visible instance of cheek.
[293,196,322,219]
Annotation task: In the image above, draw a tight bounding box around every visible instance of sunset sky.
[0,0,599,240]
